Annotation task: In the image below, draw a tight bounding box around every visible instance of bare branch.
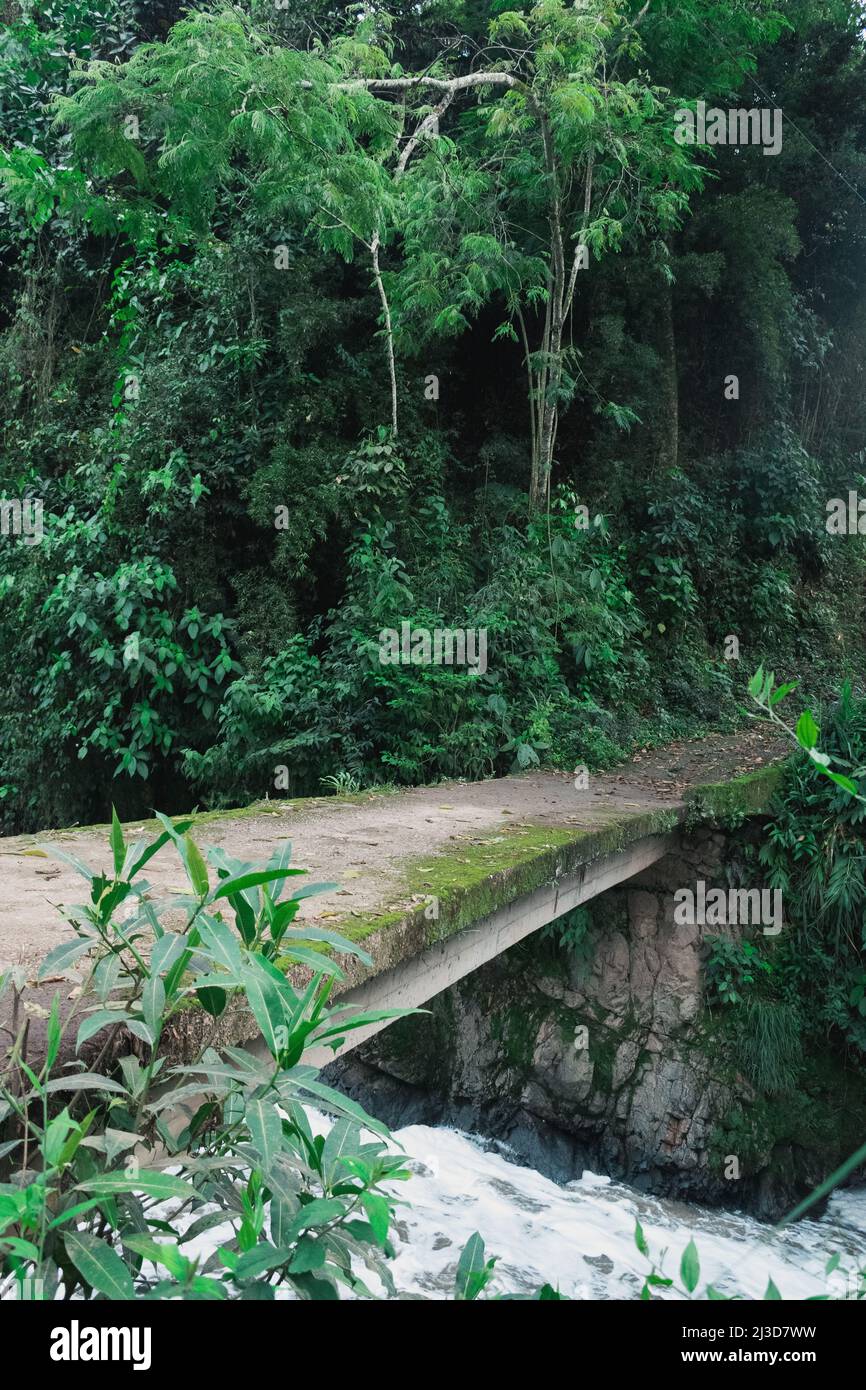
[396,90,454,179]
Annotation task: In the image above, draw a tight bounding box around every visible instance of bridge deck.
[0,729,788,1067]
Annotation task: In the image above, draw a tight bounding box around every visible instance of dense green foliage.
[1,0,866,839]
[759,686,866,1054]
[702,683,866,1098]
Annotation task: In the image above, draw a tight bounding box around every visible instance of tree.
[49,1,711,506]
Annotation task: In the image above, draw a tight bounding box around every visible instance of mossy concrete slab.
[0,729,789,1066]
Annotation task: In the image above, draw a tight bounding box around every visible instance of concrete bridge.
[0,729,787,1070]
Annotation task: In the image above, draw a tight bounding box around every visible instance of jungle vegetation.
[0,0,865,834]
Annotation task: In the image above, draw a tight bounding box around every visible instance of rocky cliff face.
[329,827,866,1221]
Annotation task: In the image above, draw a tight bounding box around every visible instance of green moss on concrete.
[337,766,786,962]
[337,906,408,945]
[684,760,789,829]
[338,808,680,955]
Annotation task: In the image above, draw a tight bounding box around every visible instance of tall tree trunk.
[370,233,398,437]
[530,155,593,512]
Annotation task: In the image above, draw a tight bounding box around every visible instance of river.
[380,1121,866,1300]
[4,1112,861,1302]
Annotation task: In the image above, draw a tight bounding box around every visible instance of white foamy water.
[5,1115,862,1301]
[382,1123,866,1301]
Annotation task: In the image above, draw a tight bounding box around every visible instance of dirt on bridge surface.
[0,727,787,1062]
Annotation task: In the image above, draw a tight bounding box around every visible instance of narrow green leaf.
[184,834,210,898]
[634,1218,649,1258]
[680,1238,700,1293]
[110,807,125,877]
[211,868,305,901]
[45,993,61,1072]
[141,972,165,1038]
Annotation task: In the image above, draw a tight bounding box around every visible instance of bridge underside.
[298,833,676,1067]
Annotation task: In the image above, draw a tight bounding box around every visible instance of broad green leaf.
[311,1006,419,1046]
[45,1200,108,1234]
[127,821,194,879]
[266,1158,303,1206]
[231,1242,292,1280]
[79,1170,197,1200]
[44,1072,128,1095]
[38,844,94,882]
[796,709,820,750]
[360,1192,390,1246]
[321,1118,359,1181]
[284,1198,346,1242]
[198,917,243,974]
[284,882,337,904]
[43,1106,75,1166]
[826,770,860,793]
[747,665,765,699]
[37,937,93,979]
[196,985,227,1017]
[288,1237,326,1273]
[285,1072,391,1138]
[455,1231,487,1299]
[65,1230,134,1300]
[122,1233,189,1278]
[149,932,187,977]
[769,680,798,707]
[282,924,372,963]
[76,1009,131,1052]
[243,967,285,1057]
[246,1098,283,1169]
[277,944,343,978]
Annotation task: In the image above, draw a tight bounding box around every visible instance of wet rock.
[326,830,864,1222]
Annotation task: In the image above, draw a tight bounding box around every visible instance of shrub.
[0,813,412,1300]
